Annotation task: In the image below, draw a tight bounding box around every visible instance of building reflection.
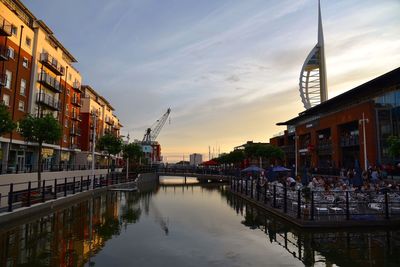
[0,191,143,267]
[222,188,400,267]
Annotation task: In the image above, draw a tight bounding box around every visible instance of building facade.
[274,67,400,172]
[189,153,203,166]
[0,0,122,173]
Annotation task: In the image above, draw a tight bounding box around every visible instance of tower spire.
[298,0,328,109]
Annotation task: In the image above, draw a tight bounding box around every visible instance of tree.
[122,143,143,172]
[19,114,62,184]
[97,133,122,172]
[388,135,400,158]
[0,103,16,136]
[227,150,245,165]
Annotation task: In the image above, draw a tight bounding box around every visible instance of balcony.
[0,46,8,61]
[70,127,81,136]
[38,72,63,93]
[73,81,82,92]
[71,96,82,107]
[105,117,114,125]
[39,53,64,76]
[36,93,61,111]
[0,73,7,87]
[0,15,12,36]
[71,112,82,122]
[70,143,80,150]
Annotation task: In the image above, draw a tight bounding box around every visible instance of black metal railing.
[0,45,8,61]
[0,15,12,36]
[0,172,137,213]
[40,53,64,76]
[36,92,61,110]
[0,163,123,175]
[38,72,63,93]
[230,178,400,222]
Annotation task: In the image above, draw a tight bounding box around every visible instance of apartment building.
[0,0,89,173]
[78,85,122,167]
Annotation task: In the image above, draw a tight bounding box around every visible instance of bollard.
[8,183,14,212]
[27,181,32,206]
[297,190,301,219]
[54,179,57,200]
[346,191,350,220]
[64,178,67,197]
[42,180,46,203]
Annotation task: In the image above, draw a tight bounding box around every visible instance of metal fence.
[231,178,400,222]
[0,163,123,175]
[0,172,137,213]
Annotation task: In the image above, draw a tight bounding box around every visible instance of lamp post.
[359,112,369,170]
[91,110,97,176]
[126,133,130,181]
[294,135,299,177]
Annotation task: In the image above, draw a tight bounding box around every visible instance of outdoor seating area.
[230,177,400,223]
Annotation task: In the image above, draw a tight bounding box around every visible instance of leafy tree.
[227,150,245,165]
[122,142,143,173]
[0,103,16,136]
[97,133,122,172]
[388,135,400,158]
[19,114,62,184]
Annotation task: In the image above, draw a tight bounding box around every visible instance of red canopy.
[201,159,219,166]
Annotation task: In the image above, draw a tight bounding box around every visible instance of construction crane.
[142,108,171,144]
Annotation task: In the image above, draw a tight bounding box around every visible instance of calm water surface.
[0,176,399,267]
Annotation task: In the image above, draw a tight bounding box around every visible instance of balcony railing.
[40,53,64,76]
[69,143,80,150]
[71,96,82,107]
[0,73,7,87]
[38,72,63,93]
[71,112,82,121]
[0,45,8,61]
[0,15,12,36]
[340,136,359,147]
[73,81,82,92]
[70,127,81,136]
[36,93,61,110]
[105,117,114,125]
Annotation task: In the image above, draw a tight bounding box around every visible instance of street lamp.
[126,133,130,181]
[359,112,369,170]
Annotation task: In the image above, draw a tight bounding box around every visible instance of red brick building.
[272,67,400,171]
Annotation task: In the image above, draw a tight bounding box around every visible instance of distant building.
[189,153,202,166]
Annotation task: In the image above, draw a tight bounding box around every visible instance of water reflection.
[0,183,399,267]
[0,190,145,267]
[223,188,400,267]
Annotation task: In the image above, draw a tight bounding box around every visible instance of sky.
[23,0,400,162]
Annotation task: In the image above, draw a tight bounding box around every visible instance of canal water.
[0,176,399,267]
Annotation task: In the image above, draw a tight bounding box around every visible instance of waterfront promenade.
[230,178,400,228]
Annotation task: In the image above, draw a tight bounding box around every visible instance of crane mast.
[142,108,171,144]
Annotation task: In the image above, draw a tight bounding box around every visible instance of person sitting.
[286,176,296,188]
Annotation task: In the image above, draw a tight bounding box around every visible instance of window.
[25,37,31,47]
[5,70,12,89]
[18,100,24,111]
[68,73,72,81]
[67,89,70,95]
[22,57,29,68]
[2,94,10,106]
[65,119,68,128]
[63,134,67,143]
[11,25,17,36]
[7,47,15,59]
[20,79,26,96]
